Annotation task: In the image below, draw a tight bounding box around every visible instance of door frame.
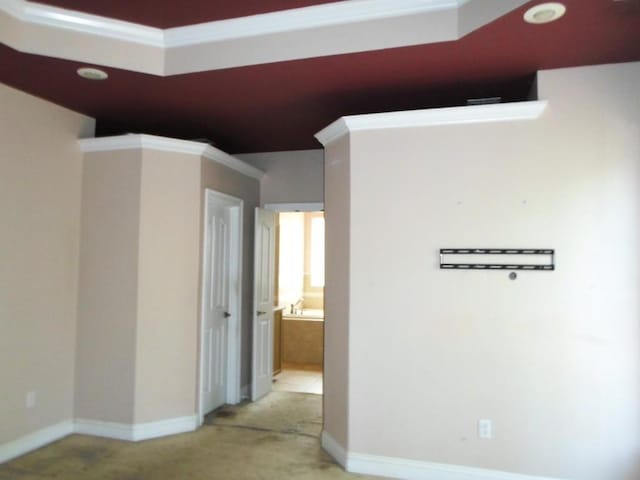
[264,202,324,212]
[199,189,243,425]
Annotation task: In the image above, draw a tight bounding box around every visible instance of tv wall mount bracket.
[439,248,555,271]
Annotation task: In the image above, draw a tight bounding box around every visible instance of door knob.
[223,311,231,318]
[257,310,266,316]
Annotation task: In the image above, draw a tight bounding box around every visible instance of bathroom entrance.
[273,210,324,395]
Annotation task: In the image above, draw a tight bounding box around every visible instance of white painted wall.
[236,149,324,206]
[323,61,640,480]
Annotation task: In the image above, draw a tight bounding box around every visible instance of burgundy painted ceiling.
[1,0,640,153]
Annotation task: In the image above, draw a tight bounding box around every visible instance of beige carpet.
[0,392,378,480]
[206,391,323,437]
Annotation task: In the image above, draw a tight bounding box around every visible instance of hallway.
[0,392,375,480]
[274,364,323,394]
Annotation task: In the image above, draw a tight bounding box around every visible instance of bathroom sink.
[283,308,324,320]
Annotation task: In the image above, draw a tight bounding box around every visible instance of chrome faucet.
[292,297,304,314]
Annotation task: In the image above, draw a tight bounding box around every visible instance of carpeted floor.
[206,390,323,437]
[0,392,378,480]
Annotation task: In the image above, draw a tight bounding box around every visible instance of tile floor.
[273,363,323,394]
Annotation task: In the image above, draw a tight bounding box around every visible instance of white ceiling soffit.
[0,0,529,76]
[315,100,549,146]
[79,134,265,180]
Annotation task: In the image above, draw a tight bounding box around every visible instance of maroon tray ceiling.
[1,0,639,153]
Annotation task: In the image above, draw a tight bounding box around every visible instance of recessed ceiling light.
[524,2,566,24]
[77,67,108,80]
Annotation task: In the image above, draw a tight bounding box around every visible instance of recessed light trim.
[77,67,108,80]
[523,2,566,24]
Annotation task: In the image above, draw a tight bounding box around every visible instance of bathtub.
[281,309,324,365]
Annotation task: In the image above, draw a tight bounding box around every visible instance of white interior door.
[202,200,231,414]
[252,207,276,401]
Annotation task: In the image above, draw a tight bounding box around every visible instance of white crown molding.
[164,0,460,47]
[0,420,74,464]
[202,147,265,181]
[314,118,351,148]
[346,451,567,480]
[0,0,527,75]
[78,134,264,180]
[74,416,198,442]
[315,100,548,146]
[138,134,208,155]
[2,0,163,46]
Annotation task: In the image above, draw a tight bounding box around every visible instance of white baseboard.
[74,419,132,441]
[347,452,566,480]
[321,430,347,467]
[74,415,198,442]
[241,384,250,400]
[131,416,198,441]
[0,420,74,464]
[321,429,564,480]
[1,415,199,464]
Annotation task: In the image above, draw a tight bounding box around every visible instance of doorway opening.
[273,210,324,395]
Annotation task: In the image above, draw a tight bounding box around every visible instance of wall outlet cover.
[478,419,492,439]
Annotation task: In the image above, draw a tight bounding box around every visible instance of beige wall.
[75,150,142,423]
[323,135,351,449]
[236,150,323,206]
[326,61,640,479]
[201,158,260,390]
[0,84,94,442]
[75,144,260,429]
[134,151,202,423]
[77,149,204,425]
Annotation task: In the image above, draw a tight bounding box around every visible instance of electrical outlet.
[478,419,492,439]
[26,391,36,408]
